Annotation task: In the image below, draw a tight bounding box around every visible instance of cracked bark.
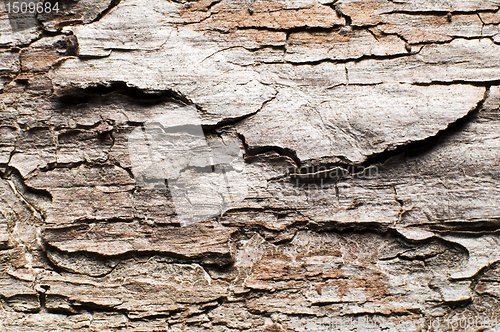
[1,0,500,331]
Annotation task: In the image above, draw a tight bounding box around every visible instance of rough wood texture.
[1,0,500,331]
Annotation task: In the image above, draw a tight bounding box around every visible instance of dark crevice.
[243,45,287,53]
[240,143,302,170]
[223,207,300,214]
[69,300,128,315]
[219,218,307,244]
[470,261,500,290]
[373,27,412,45]
[452,261,500,285]
[42,242,235,269]
[359,86,490,169]
[233,85,487,185]
[76,53,112,60]
[3,294,42,313]
[38,247,78,276]
[419,220,500,234]
[366,27,381,41]
[477,12,487,26]
[88,0,123,25]
[234,25,346,34]
[381,9,500,16]
[2,166,53,202]
[203,91,277,134]
[200,0,223,13]
[56,81,192,106]
[37,160,87,172]
[331,4,352,26]
[412,80,500,87]
[393,186,404,207]
[409,35,500,47]
[37,291,46,313]
[41,224,236,268]
[284,47,421,66]
[342,310,422,319]
[203,111,260,134]
[44,250,120,278]
[307,220,391,233]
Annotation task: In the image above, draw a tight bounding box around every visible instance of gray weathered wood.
[1,0,500,330]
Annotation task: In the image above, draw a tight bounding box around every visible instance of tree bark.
[1,0,500,330]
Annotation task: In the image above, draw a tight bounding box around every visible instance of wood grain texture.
[1,0,500,330]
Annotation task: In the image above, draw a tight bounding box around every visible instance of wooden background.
[0,0,500,330]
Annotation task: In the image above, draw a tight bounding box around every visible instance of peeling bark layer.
[1,0,500,331]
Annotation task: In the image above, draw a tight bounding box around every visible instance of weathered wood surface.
[1,0,500,330]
